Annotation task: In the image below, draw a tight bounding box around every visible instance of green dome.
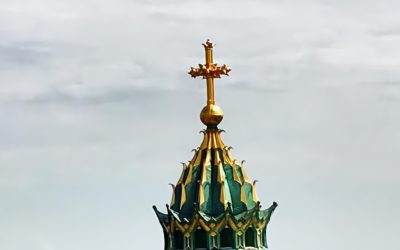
[170,128,259,219]
[153,127,277,250]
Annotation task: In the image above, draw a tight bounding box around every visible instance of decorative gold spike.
[169,183,176,206]
[240,161,251,184]
[180,162,188,169]
[176,167,185,185]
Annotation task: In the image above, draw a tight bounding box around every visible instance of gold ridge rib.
[180,184,186,209]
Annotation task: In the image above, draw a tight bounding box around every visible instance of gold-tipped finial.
[189,39,231,127]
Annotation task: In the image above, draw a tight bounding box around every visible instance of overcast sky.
[1,0,400,249]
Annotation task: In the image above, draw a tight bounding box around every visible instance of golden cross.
[189,39,231,105]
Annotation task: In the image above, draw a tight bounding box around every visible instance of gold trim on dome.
[193,152,202,166]
[184,163,193,186]
[252,187,260,203]
[180,184,186,209]
[232,164,241,183]
[154,202,277,250]
[171,128,261,210]
[171,208,270,237]
[220,184,227,208]
[201,149,211,185]
[240,184,248,204]
[199,129,226,150]
[216,161,224,183]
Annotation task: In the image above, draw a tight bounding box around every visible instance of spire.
[153,39,277,250]
[189,39,231,127]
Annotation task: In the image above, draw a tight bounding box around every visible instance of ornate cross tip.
[202,39,215,48]
[188,39,231,80]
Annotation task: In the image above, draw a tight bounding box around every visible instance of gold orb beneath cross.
[200,104,224,126]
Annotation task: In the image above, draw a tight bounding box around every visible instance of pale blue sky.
[0,0,399,249]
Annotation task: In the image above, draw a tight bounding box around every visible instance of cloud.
[1,0,400,104]
[372,27,400,38]
[1,1,400,250]
[25,85,168,105]
[0,41,55,68]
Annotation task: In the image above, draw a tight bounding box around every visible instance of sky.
[0,0,399,249]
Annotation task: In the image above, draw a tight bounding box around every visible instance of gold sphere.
[200,104,224,126]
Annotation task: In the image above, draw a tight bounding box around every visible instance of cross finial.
[189,39,231,127]
[189,39,231,105]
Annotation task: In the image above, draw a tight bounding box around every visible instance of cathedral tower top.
[153,40,277,250]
